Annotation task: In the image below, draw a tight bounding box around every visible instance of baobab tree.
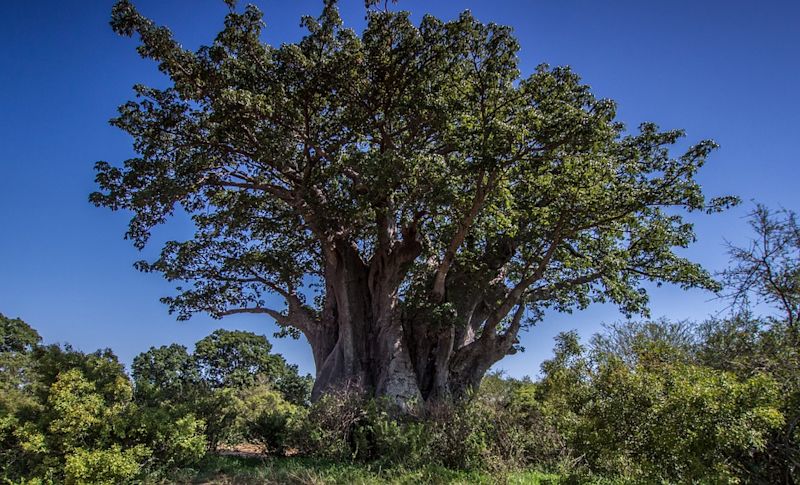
[92,0,735,404]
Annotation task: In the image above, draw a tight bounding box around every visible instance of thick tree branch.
[431,170,494,301]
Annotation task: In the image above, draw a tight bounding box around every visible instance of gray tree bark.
[306,235,524,405]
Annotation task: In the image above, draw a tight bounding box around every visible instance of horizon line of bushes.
[2,309,797,483]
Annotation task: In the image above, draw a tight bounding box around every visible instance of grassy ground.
[162,455,561,484]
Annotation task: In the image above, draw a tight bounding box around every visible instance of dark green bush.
[292,383,566,474]
[2,305,796,483]
[348,399,430,466]
[535,327,786,483]
[292,386,367,460]
[234,383,304,453]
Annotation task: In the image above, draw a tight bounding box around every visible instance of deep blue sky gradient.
[1,0,798,378]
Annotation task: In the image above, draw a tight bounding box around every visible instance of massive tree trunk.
[306,234,523,405]
[307,236,422,403]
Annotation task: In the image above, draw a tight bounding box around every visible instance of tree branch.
[431,171,494,301]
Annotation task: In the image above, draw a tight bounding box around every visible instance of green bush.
[292,386,367,460]
[349,399,430,466]
[293,385,560,474]
[582,360,782,482]
[126,406,207,470]
[234,384,304,453]
[0,338,156,483]
[63,445,150,485]
[698,314,800,482]
[3,310,796,483]
[423,394,565,474]
[534,328,786,483]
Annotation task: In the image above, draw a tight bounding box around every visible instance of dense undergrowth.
[1,311,797,484]
[166,455,560,485]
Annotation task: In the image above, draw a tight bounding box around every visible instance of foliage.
[46,368,132,452]
[697,313,800,482]
[194,329,284,390]
[4,203,800,482]
[349,399,430,466]
[193,329,313,405]
[583,361,781,482]
[293,383,565,475]
[0,313,41,353]
[0,314,41,420]
[1,307,797,483]
[233,384,304,453]
[535,324,785,483]
[63,445,149,485]
[292,386,368,460]
[131,343,200,406]
[129,329,311,452]
[125,407,207,470]
[0,339,156,483]
[590,318,696,367]
[292,388,433,466]
[703,205,800,482]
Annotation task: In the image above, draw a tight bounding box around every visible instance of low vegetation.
[1,312,797,483]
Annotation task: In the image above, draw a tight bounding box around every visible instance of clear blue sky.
[1,0,798,378]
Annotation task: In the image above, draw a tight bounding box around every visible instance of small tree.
[194,329,284,390]
[0,314,41,413]
[721,205,800,336]
[0,313,41,354]
[704,205,800,483]
[131,344,200,405]
[537,325,784,482]
[130,329,310,449]
[590,319,696,368]
[93,0,734,403]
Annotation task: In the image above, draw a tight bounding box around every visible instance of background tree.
[0,314,41,412]
[700,205,800,483]
[93,0,734,403]
[721,204,800,336]
[0,314,41,354]
[193,329,312,404]
[193,329,283,390]
[590,318,695,368]
[129,329,310,450]
[131,343,201,406]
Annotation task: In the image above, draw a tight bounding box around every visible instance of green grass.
[159,455,561,484]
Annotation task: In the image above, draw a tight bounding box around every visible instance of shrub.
[505,384,571,470]
[583,360,783,481]
[349,399,430,466]
[126,406,207,470]
[0,345,157,483]
[293,383,561,474]
[292,386,367,460]
[63,445,150,485]
[234,384,304,453]
[423,399,498,471]
[534,328,786,483]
